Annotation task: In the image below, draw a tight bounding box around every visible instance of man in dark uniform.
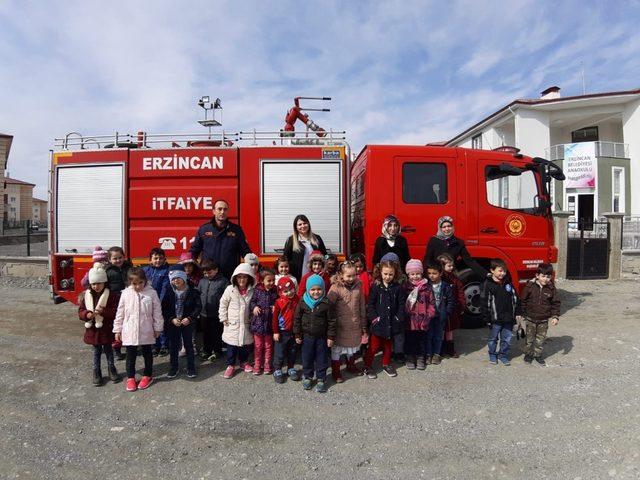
[190,200,252,280]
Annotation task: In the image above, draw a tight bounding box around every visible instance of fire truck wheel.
[457,268,485,329]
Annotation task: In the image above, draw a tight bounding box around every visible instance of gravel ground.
[1,278,640,480]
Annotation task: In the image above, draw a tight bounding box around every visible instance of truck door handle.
[480,227,498,234]
[402,225,416,233]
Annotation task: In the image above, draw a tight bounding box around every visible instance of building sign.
[564,142,596,189]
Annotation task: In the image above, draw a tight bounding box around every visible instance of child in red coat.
[78,263,120,386]
[438,253,465,358]
[272,277,301,383]
[297,250,331,297]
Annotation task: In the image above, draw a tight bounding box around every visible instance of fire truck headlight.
[60,279,70,289]
[60,259,73,269]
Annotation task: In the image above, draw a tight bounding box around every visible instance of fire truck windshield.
[485,165,545,215]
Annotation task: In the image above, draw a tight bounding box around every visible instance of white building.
[445,86,639,224]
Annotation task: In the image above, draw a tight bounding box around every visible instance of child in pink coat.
[113,267,164,392]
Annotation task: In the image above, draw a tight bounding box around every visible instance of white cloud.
[0,0,638,200]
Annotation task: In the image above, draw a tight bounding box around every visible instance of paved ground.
[1,278,640,479]
[0,240,47,257]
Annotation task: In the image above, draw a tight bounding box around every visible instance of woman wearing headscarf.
[372,215,410,271]
[283,214,327,282]
[422,216,487,278]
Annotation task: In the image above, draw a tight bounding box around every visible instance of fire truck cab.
[351,144,564,320]
[50,131,349,304]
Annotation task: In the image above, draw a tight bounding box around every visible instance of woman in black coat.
[422,216,487,278]
[372,215,410,271]
[282,214,327,281]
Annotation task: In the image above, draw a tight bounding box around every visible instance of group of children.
[78,243,561,393]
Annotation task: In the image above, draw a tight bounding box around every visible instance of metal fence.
[546,141,629,161]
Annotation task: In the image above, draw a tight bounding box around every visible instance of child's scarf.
[406,278,428,311]
[303,274,325,309]
[84,288,110,328]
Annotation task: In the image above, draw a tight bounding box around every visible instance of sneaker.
[187,370,197,378]
[223,366,235,379]
[431,354,442,365]
[523,355,533,364]
[499,357,511,366]
[167,368,179,379]
[253,368,263,376]
[108,365,120,383]
[364,368,377,379]
[302,378,313,390]
[287,368,300,381]
[138,376,153,390]
[153,348,160,357]
[179,347,186,358]
[241,363,253,374]
[116,352,126,361]
[93,369,103,387]
[416,356,426,371]
[382,365,397,377]
[405,356,417,370]
[126,378,138,392]
[207,352,218,362]
[273,370,285,384]
[534,357,546,366]
[264,368,273,375]
[159,347,169,357]
[426,355,433,365]
[315,380,327,393]
[489,355,498,365]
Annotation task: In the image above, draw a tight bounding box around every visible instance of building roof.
[5,177,36,187]
[0,133,12,170]
[446,87,640,145]
[33,197,48,203]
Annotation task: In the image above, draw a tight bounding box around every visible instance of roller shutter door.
[262,161,342,253]
[56,164,124,253]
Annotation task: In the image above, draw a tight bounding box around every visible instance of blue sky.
[1,0,639,197]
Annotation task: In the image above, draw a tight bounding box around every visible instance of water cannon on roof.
[281,96,331,137]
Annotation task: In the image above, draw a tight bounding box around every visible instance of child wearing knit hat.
[80,246,111,290]
[272,276,301,383]
[163,265,202,379]
[293,274,337,393]
[78,262,120,386]
[403,259,436,370]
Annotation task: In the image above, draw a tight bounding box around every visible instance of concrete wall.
[596,157,631,216]
[622,98,640,215]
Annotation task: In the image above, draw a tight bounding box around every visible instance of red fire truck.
[351,144,564,320]
[49,126,563,323]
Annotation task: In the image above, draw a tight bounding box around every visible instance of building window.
[571,126,598,143]
[10,196,16,202]
[612,167,625,213]
[500,177,509,208]
[472,134,482,149]
[402,163,447,204]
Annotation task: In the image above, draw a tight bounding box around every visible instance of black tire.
[457,268,486,329]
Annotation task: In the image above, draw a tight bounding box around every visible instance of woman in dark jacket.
[283,214,327,281]
[372,214,410,271]
[423,216,487,278]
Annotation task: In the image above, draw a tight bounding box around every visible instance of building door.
[577,194,594,230]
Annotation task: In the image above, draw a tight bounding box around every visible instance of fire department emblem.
[505,214,526,238]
